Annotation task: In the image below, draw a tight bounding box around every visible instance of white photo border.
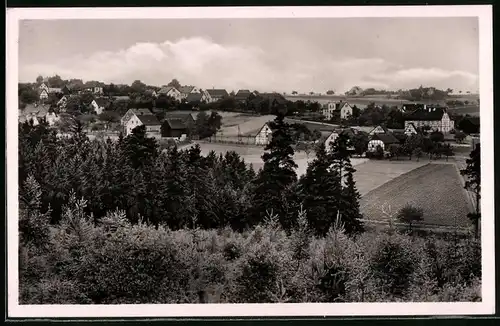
[6,5,495,318]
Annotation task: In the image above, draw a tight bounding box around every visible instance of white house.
[322,102,337,120]
[39,83,49,92]
[90,98,109,115]
[158,86,183,102]
[178,86,201,100]
[367,133,399,152]
[19,104,59,126]
[254,123,272,145]
[369,125,390,135]
[57,95,68,108]
[404,106,454,133]
[322,101,353,120]
[120,108,155,126]
[124,113,161,138]
[39,89,49,100]
[324,130,340,152]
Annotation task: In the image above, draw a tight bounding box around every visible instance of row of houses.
[321,101,455,134]
[37,82,104,101]
[19,103,61,126]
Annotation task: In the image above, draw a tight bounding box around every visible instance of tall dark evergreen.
[461,143,481,238]
[121,125,159,169]
[297,142,341,236]
[330,133,364,235]
[252,111,298,229]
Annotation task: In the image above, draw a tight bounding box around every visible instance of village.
[17,77,481,233]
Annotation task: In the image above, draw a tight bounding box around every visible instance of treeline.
[19,113,364,235]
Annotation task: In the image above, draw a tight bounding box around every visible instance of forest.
[18,112,481,304]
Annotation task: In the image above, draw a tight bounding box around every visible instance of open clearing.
[359,163,473,228]
[219,114,275,136]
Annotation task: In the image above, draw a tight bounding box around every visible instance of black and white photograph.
[6,5,494,318]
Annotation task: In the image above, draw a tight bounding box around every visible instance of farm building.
[404,105,455,133]
[324,128,358,152]
[324,130,340,152]
[161,118,189,139]
[367,132,399,152]
[253,123,273,145]
[322,101,353,120]
[206,89,229,102]
[124,112,161,138]
[158,86,182,102]
[164,112,196,130]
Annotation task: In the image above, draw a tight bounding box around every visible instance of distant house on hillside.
[121,108,155,126]
[124,109,161,137]
[145,89,158,98]
[178,86,201,100]
[322,101,353,120]
[186,92,209,104]
[206,89,229,103]
[61,85,72,95]
[83,85,104,95]
[404,105,454,133]
[249,93,287,112]
[158,86,182,102]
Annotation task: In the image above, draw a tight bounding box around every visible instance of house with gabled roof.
[206,89,229,103]
[161,118,189,139]
[252,123,273,145]
[19,104,60,126]
[123,109,161,137]
[121,108,155,126]
[90,98,110,115]
[158,86,182,102]
[186,92,209,104]
[164,112,196,129]
[322,101,353,120]
[368,132,399,152]
[369,125,390,135]
[404,105,454,133]
[178,86,201,99]
[233,89,255,102]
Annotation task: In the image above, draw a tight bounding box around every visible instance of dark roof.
[165,113,194,121]
[178,86,195,94]
[206,89,229,97]
[164,118,187,130]
[463,116,480,126]
[251,92,287,105]
[137,114,161,126]
[405,106,447,121]
[158,86,177,94]
[371,132,399,144]
[95,98,110,106]
[186,93,204,102]
[401,103,425,112]
[132,108,154,116]
[234,90,252,100]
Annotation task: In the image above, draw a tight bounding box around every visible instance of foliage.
[396,203,424,231]
[461,144,481,237]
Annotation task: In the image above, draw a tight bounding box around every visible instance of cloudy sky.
[18,18,479,93]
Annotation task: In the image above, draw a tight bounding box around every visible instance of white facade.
[90,100,105,115]
[125,115,143,136]
[165,88,183,102]
[39,89,49,100]
[404,123,418,136]
[45,112,60,126]
[255,124,272,145]
[324,131,339,152]
[39,83,49,92]
[322,102,336,120]
[340,103,353,120]
[368,139,385,152]
[404,113,454,134]
[369,125,386,135]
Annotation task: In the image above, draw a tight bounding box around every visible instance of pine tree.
[121,125,159,169]
[251,111,298,229]
[461,143,481,238]
[297,142,341,236]
[330,133,364,235]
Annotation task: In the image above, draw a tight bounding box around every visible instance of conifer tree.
[461,143,481,238]
[329,133,364,235]
[252,111,298,229]
[297,142,341,236]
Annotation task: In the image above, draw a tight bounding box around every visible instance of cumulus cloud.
[19,37,478,93]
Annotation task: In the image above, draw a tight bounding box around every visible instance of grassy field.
[219,114,275,136]
[189,141,367,176]
[359,163,473,228]
[447,105,480,116]
[353,160,427,195]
